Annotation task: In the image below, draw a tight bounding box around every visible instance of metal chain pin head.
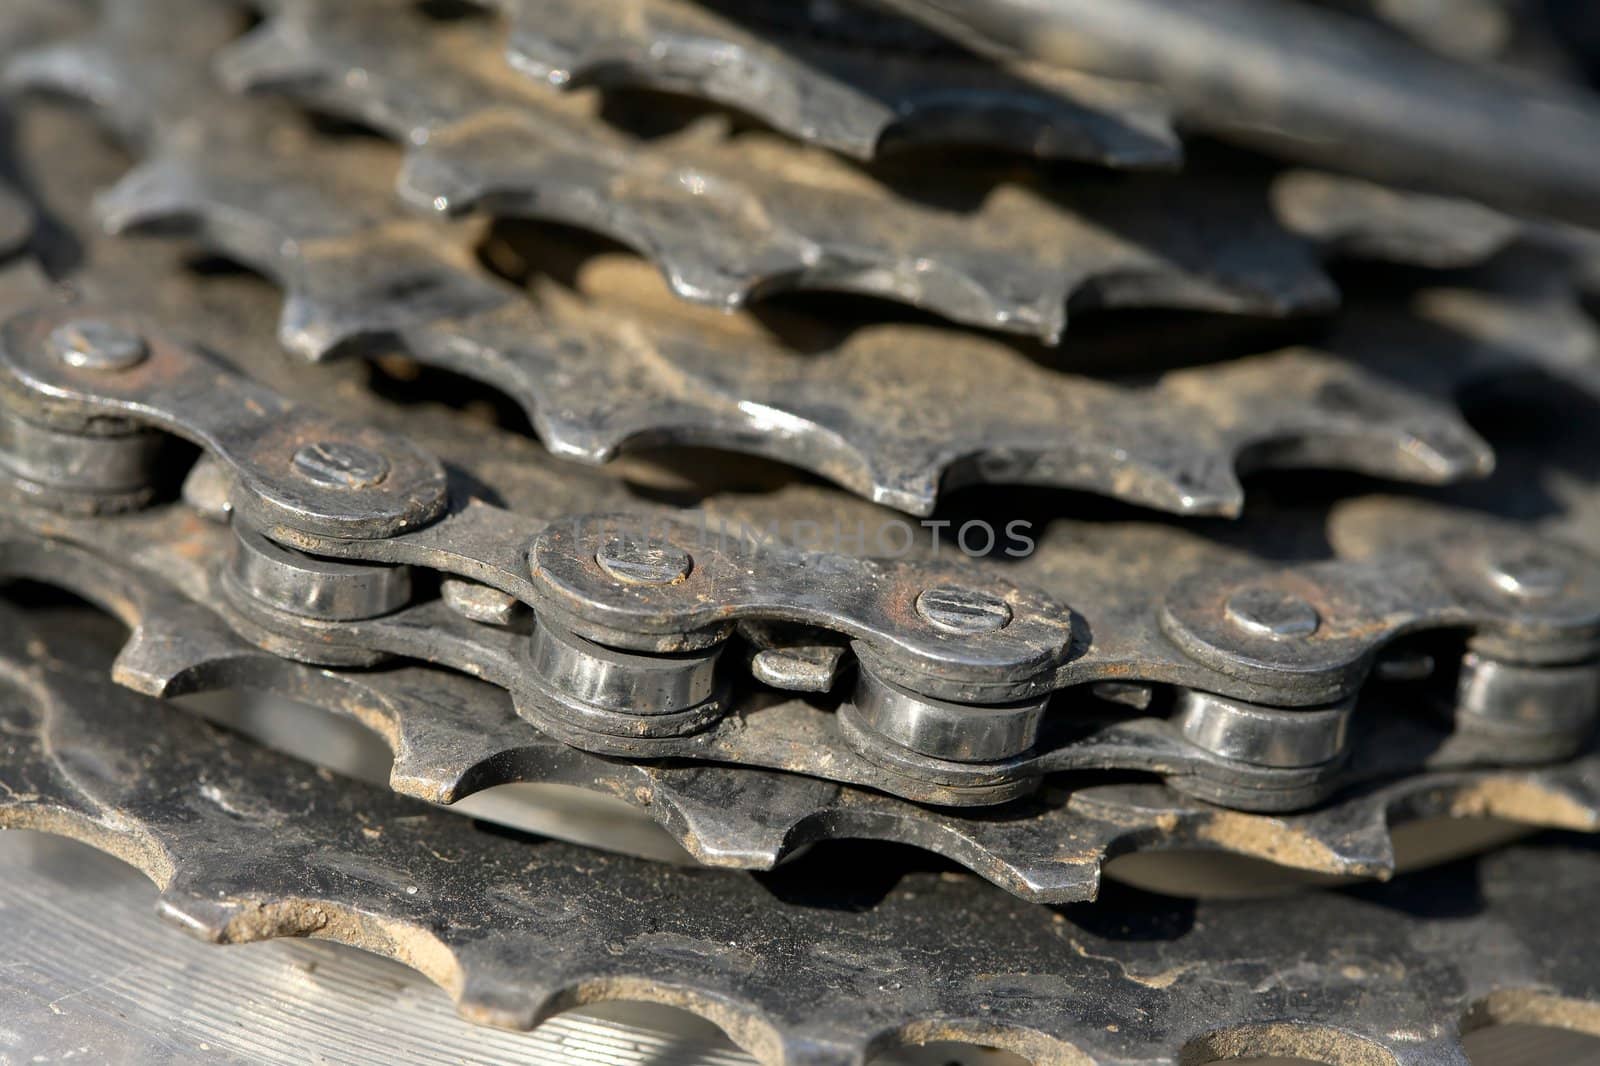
[1224,587,1320,639]
[595,537,693,586]
[915,586,1013,633]
[1484,544,1568,599]
[291,441,391,489]
[47,319,148,371]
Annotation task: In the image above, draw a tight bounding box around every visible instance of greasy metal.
[1455,654,1600,759]
[8,0,1496,518]
[5,606,1600,1065]
[47,317,148,371]
[226,522,413,622]
[528,618,725,720]
[16,534,1597,903]
[214,0,1339,342]
[1172,690,1353,769]
[0,0,1593,877]
[483,0,1182,165]
[5,459,1597,814]
[847,665,1051,763]
[0,89,1583,808]
[0,1,86,258]
[0,304,449,538]
[526,512,1077,698]
[1272,169,1522,269]
[0,293,1593,805]
[442,577,524,625]
[0,405,163,511]
[0,832,756,1066]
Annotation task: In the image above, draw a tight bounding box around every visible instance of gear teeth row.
[211,0,1338,343]
[6,602,1600,1066]
[475,0,1182,166]
[3,8,1496,516]
[91,128,1495,514]
[17,519,1600,904]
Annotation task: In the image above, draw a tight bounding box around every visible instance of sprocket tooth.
[214,0,1335,342]
[1069,783,1400,877]
[488,0,1182,167]
[1273,169,1523,269]
[270,235,511,362]
[2,0,236,148]
[1395,768,1600,832]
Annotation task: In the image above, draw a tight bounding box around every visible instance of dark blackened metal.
[4,604,1600,1064]
[213,0,1337,342]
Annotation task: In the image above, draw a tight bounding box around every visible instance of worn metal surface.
[480,0,1180,165]
[0,0,89,261]
[0,829,764,1066]
[7,604,1600,1065]
[208,0,1337,342]
[0,302,1593,811]
[13,0,1558,519]
[86,103,1485,516]
[11,524,1600,902]
[0,91,1588,818]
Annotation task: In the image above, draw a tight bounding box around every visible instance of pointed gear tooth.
[1188,349,1500,487]
[212,21,312,94]
[453,972,559,1035]
[875,0,1600,227]
[155,891,241,943]
[1286,794,1401,877]
[5,0,237,146]
[1273,169,1522,270]
[642,774,814,870]
[495,0,1182,167]
[1071,784,1400,878]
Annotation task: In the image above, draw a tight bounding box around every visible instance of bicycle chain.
[10,522,1595,903]
[4,1,1512,519]
[478,0,1181,165]
[1,298,1597,812]
[0,0,1593,845]
[0,106,1595,896]
[3,70,1599,815]
[14,487,1600,902]
[5,603,1600,1065]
